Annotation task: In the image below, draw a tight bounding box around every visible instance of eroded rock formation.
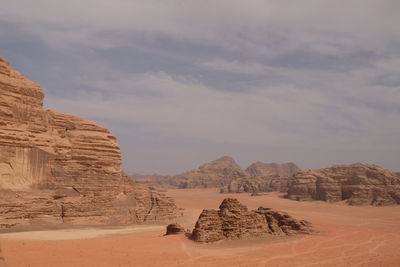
[191,198,312,242]
[164,156,248,189]
[0,55,180,228]
[220,162,300,193]
[287,164,400,206]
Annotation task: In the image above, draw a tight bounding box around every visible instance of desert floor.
[1,189,400,267]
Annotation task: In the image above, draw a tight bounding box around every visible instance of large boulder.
[0,55,180,228]
[287,164,400,206]
[191,198,312,242]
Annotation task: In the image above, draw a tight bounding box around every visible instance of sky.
[0,0,399,174]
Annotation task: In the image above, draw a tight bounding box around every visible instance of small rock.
[166,223,185,235]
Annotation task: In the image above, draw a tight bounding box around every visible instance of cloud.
[0,0,399,173]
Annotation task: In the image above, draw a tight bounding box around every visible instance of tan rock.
[287,164,400,205]
[164,156,249,189]
[0,55,180,228]
[191,198,312,242]
[221,162,300,193]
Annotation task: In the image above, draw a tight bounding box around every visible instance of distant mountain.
[220,162,300,193]
[165,156,249,189]
[133,157,301,194]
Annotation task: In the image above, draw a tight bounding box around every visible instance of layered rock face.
[221,162,300,193]
[287,164,400,206]
[164,156,248,189]
[191,198,312,242]
[0,55,180,228]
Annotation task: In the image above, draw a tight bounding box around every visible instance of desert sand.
[1,189,400,267]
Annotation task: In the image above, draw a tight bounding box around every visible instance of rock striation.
[287,164,400,206]
[191,198,312,242]
[0,55,180,228]
[220,162,300,193]
[163,156,248,189]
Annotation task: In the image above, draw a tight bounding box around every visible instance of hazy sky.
[1,0,399,174]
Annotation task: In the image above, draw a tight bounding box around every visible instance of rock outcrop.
[220,162,300,193]
[191,198,312,242]
[165,223,185,235]
[0,55,180,228]
[287,164,400,206]
[163,156,248,189]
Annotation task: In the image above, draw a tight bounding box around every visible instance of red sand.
[1,189,400,266]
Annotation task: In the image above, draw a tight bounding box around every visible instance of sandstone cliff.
[191,198,312,242]
[163,156,248,189]
[286,164,400,206]
[0,55,180,228]
[220,162,300,193]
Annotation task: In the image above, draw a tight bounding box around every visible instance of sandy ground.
[1,188,400,266]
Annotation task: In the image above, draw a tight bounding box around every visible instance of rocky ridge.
[135,158,301,194]
[0,55,180,228]
[287,164,400,206]
[220,162,300,193]
[191,198,312,242]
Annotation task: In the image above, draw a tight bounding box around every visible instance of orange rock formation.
[287,163,400,205]
[0,55,180,228]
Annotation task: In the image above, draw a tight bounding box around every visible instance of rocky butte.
[191,198,312,243]
[220,162,300,193]
[287,163,400,206]
[163,156,249,189]
[0,55,180,228]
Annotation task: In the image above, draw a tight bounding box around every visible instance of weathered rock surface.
[0,243,6,267]
[164,156,248,189]
[165,223,185,235]
[287,164,400,206]
[220,162,300,193]
[0,55,180,228]
[191,198,312,242]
